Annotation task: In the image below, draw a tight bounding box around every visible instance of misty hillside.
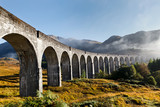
[1,29,160,58]
[49,36,101,51]
[93,30,160,57]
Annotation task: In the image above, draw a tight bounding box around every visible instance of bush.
[129,65,137,78]
[81,69,86,78]
[146,76,157,85]
[95,69,108,79]
[133,73,144,80]
[111,65,136,80]
[153,70,160,86]
[5,90,68,107]
[23,90,59,106]
[135,63,151,78]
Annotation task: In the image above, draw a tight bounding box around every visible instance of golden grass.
[0,58,160,106]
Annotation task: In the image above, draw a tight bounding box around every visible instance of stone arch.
[87,56,93,78]
[42,46,59,86]
[61,51,71,81]
[2,33,38,97]
[80,55,86,77]
[114,57,119,71]
[125,57,130,66]
[120,57,124,66]
[72,54,79,78]
[104,57,109,74]
[130,57,135,65]
[109,57,114,73]
[99,57,104,71]
[94,56,98,74]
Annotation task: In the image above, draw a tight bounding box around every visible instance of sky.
[1,0,160,44]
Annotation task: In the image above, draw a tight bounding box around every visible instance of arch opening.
[87,56,93,78]
[94,56,98,74]
[109,57,114,73]
[120,57,124,66]
[1,33,38,97]
[99,57,104,72]
[72,54,79,78]
[80,55,86,78]
[104,57,109,74]
[114,57,119,71]
[42,47,59,87]
[61,52,71,81]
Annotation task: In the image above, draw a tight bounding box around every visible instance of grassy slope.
[0,58,160,106]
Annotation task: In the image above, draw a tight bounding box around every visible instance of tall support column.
[98,60,100,73]
[79,61,81,78]
[38,67,43,93]
[85,63,88,78]
[70,64,73,80]
[108,62,111,74]
[92,63,95,78]
[103,62,106,74]
[58,63,62,87]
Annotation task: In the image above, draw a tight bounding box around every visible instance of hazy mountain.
[93,30,160,57]
[1,29,160,58]
[49,35,101,51]
[0,42,17,58]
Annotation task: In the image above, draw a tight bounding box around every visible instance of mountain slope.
[0,42,16,58]
[93,30,160,57]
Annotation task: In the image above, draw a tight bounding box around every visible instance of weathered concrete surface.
[0,6,143,97]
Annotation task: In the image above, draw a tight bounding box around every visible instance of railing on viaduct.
[0,6,148,97]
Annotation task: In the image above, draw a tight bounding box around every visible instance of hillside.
[1,29,160,58]
[0,58,160,106]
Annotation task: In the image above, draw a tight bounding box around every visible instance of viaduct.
[0,6,144,97]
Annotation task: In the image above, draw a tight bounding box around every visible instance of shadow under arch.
[2,33,38,97]
[99,57,104,71]
[72,54,79,78]
[120,57,124,66]
[104,57,109,74]
[42,46,59,86]
[87,56,93,78]
[125,57,130,66]
[114,57,119,71]
[80,55,86,77]
[94,56,98,74]
[109,57,114,73]
[61,51,71,81]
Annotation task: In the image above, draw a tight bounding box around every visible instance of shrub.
[133,73,144,80]
[153,70,160,86]
[95,69,108,79]
[21,90,69,107]
[81,69,86,78]
[129,65,137,78]
[111,65,136,80]
[146,76,157,86]
[135,63,151,78]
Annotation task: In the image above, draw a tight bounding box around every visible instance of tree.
[146,76,157,85]
[136,63,150,78]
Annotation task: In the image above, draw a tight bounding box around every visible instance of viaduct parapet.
[0,6,146,96]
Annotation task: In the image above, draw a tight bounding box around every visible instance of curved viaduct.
[0,6,144,96]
